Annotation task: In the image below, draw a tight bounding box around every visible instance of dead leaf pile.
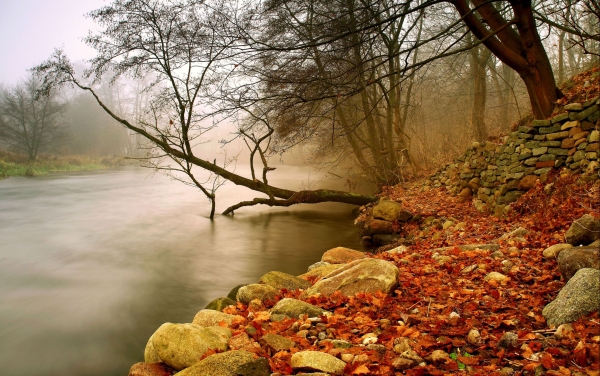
[221,172,599,375]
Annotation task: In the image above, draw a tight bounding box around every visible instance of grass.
[0,150,126,179]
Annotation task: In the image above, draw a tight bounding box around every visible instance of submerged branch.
[222,189,377,215]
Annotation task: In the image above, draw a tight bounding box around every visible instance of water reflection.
[0,166,366,376]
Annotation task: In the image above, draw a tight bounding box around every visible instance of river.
[0,165,367,376]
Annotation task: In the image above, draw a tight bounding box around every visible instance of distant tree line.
[0,72,147,161]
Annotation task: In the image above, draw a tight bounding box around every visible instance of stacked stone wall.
[425,97,599,214]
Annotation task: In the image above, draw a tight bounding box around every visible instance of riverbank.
[0,150,125,179]
[130,170,600,375]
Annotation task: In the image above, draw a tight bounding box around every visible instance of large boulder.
[301,258,399,298]
[321,247,366,264]
[557,247,600,281]
[564,214,600,245]
[175,350,269,376]
[128,362,176,376]
[373,200,403,222]
[270,298,329,318]
[192,310,244,328]
[290,351,346,375]
[145,323,169,363]
[205,297,236,312]
[299,264,343,279]
[542,268,600,326]
[236,284,279,305]
[258,271,311,291]
[542,244,573,259]
[150,323,231,370]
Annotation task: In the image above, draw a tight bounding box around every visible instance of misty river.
[0,165,367,376]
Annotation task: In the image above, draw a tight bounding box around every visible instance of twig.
[571,360,583,369]
[427,298,432,318]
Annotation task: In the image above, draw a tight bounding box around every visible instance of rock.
[227,284,246,301]
[393,337,413,354]
[260,333,296,352]
[299,264,343,279]
[484,272,508,282]
[151,323,231,370]
[372,234,401,245]
[325,339,352,349]
[372,200,403,222]
[500,227,528,240]
[386,245,408,255]
[128,362,176,376]
[557,247,600,281]
[542,244,573,259]
[397,210,413,222]
[291,351,346,375]
[467,329,481,345]
[270,298,329,318]
[259,271,311,291]
[442,220,455,230]
[542,268,600,326]
[425,350,451,364]
[192,310,244,328]
[565,214,600,245]
[301,258,399,298]
[497,332,518,349]
[175,350,268,376]
[321,247,366,264]
[398,349,423,363]
[392,357,416,370]
[564,103,583,111]
[234,357,271,376]
[554,324,574,340]
[205,297,236,312]
[228,332,261,352]
[236,284,278,305]
[145,323,169,363]
[497,190,523,205]
[307,261,330,271]
[459,187,472,199]
[363,219,394,235]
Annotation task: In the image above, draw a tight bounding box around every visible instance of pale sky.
[0,0,106,85]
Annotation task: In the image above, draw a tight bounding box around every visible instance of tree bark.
[452,0,561,119]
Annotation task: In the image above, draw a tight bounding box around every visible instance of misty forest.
[0,0,599,375]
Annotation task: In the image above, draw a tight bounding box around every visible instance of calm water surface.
[0,166,365,376]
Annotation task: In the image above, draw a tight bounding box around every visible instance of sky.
[0,0,106,85]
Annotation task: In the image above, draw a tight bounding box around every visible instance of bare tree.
[34,0,375,218]
[0,75,67,161]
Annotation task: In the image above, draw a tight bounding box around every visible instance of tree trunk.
[453,0,561,119]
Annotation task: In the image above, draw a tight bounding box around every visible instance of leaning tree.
[34,0,375,218]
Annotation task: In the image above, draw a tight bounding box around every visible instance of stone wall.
[425,97,599,214]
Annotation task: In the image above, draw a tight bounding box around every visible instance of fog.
[0,0,103,85]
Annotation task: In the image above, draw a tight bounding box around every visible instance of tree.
[34,0,375,218]
[0,75,67,161]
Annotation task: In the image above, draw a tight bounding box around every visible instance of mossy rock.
[259,271,311,291]
[205,297,236,311]
[227,284,247,301]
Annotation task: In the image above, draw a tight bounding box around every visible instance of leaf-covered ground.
[221,172,599,375]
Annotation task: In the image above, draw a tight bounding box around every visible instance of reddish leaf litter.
[555,67,600,109]
[218,171,599,375]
